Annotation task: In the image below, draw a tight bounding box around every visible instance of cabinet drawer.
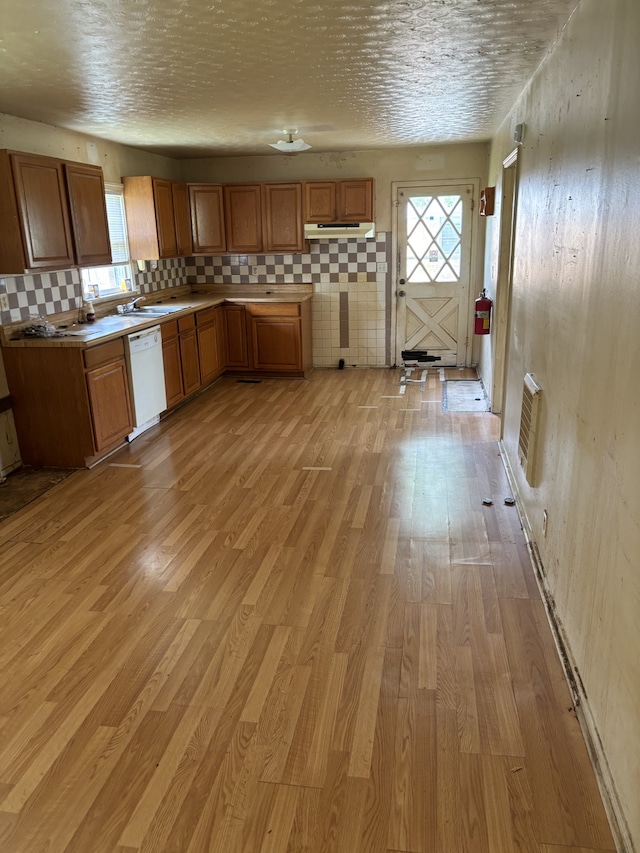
[161,319,179,340]
[178,313,196,333]
[83,338,125,370]
[245,302,300,317]
[196,307,217,326]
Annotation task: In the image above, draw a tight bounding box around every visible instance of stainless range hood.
[304,222,375,240]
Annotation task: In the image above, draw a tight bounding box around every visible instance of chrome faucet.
[117,296,146,314]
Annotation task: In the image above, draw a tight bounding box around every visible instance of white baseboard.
[498,440,634,853]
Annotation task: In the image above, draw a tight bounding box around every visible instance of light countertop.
[1,287,313,349]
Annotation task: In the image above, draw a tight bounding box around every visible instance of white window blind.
[105,188,130,263]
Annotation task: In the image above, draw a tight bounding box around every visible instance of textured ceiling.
[0,0,579,159]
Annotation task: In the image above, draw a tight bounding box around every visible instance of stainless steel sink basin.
[132,304,190,315]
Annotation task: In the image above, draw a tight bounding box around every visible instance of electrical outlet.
[377,262,388,273]
[0,293,9,311]
[542,509,548,537]
[251,266,259,276]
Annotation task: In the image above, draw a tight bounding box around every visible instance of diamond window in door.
[406,195,463,283]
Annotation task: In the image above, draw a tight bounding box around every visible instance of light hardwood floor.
[0,369,615,852]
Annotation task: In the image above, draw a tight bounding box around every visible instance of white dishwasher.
[124,325,167,440]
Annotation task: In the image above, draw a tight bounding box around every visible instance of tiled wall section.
[134,258,189,294]
[0,270,83,325]
[186,232,392,367]
[0,259,188,325]
[0,236,393,368]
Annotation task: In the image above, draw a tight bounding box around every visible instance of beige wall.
[479,0,639,846]
[0,111,180,182]
[180,143,489,232]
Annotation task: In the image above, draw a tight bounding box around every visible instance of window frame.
[80,182,137,303]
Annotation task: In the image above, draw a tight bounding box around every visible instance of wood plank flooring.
[0,369,615,852]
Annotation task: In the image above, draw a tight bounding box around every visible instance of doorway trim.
[391,177,481,367]
[491,148,520,415]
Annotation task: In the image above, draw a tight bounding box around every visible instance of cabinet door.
[304,181,337,223]
[338,179,373,222]
[223,304,249,367]
[152,178,178,258]
[263,183,305,252]
[180,328,201,395]
[162,335,184,408]
[251,317,302,371]
[172,182,192,256]
[11,153,75,270]
[197,321,220,385]
[189,184,226,254]
[224,185,262,252]
[86,359,133,451]
[64,162,112,267]
[215,305,228,369]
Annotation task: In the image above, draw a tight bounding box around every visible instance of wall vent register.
[518,373,542,485]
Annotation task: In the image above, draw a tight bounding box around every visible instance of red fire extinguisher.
[474,289,492,335]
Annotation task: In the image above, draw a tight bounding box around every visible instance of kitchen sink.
[130,304,190,315]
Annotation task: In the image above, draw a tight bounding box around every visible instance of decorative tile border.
[186,233,389,285]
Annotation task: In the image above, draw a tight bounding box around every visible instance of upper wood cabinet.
[304,178,373,223]
[0,150,113,274]
[223,184,263,253]
[262,183,306,253]
[189,184,226,254]
[172,181,193,256]
[65,162,113,267]
[123,176,192,260]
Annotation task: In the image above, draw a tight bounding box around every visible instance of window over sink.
[81,183,135,301]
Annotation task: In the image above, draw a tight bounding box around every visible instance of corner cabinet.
[123,176,193,260]
[304,178,373,223]
[0,150,112,275]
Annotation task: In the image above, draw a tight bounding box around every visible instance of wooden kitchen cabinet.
[223,184,263,253]
[161,322,185,408]
[262,183,306,253]
[161,314,202,408]
[64,162,113,267]
[196,307,220,385]
[189,184,226,254]
[222,303,250,368]
[0,150,113,274]
[304,178,373,223]
[246,302,312,375]
[250,314,301,371]
[84,341,133,451]
[123,176,193,260]
[172,181,193,256]
[179,315,201,396]
[2,338,132,468]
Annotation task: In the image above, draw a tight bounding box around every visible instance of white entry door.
[395,184,474,366]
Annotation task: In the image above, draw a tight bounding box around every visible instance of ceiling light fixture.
[268,129,311,153]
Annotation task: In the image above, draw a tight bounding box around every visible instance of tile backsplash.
[0,233,393,367]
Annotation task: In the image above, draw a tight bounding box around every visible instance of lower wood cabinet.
[161,317,200,408]
[219,301,312,377]
[2,338,132,468]
[196,307,220,386]
[222,304,250,368]
[248,304,302,372]
[85,356,133,451]
[179,315,201,396]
